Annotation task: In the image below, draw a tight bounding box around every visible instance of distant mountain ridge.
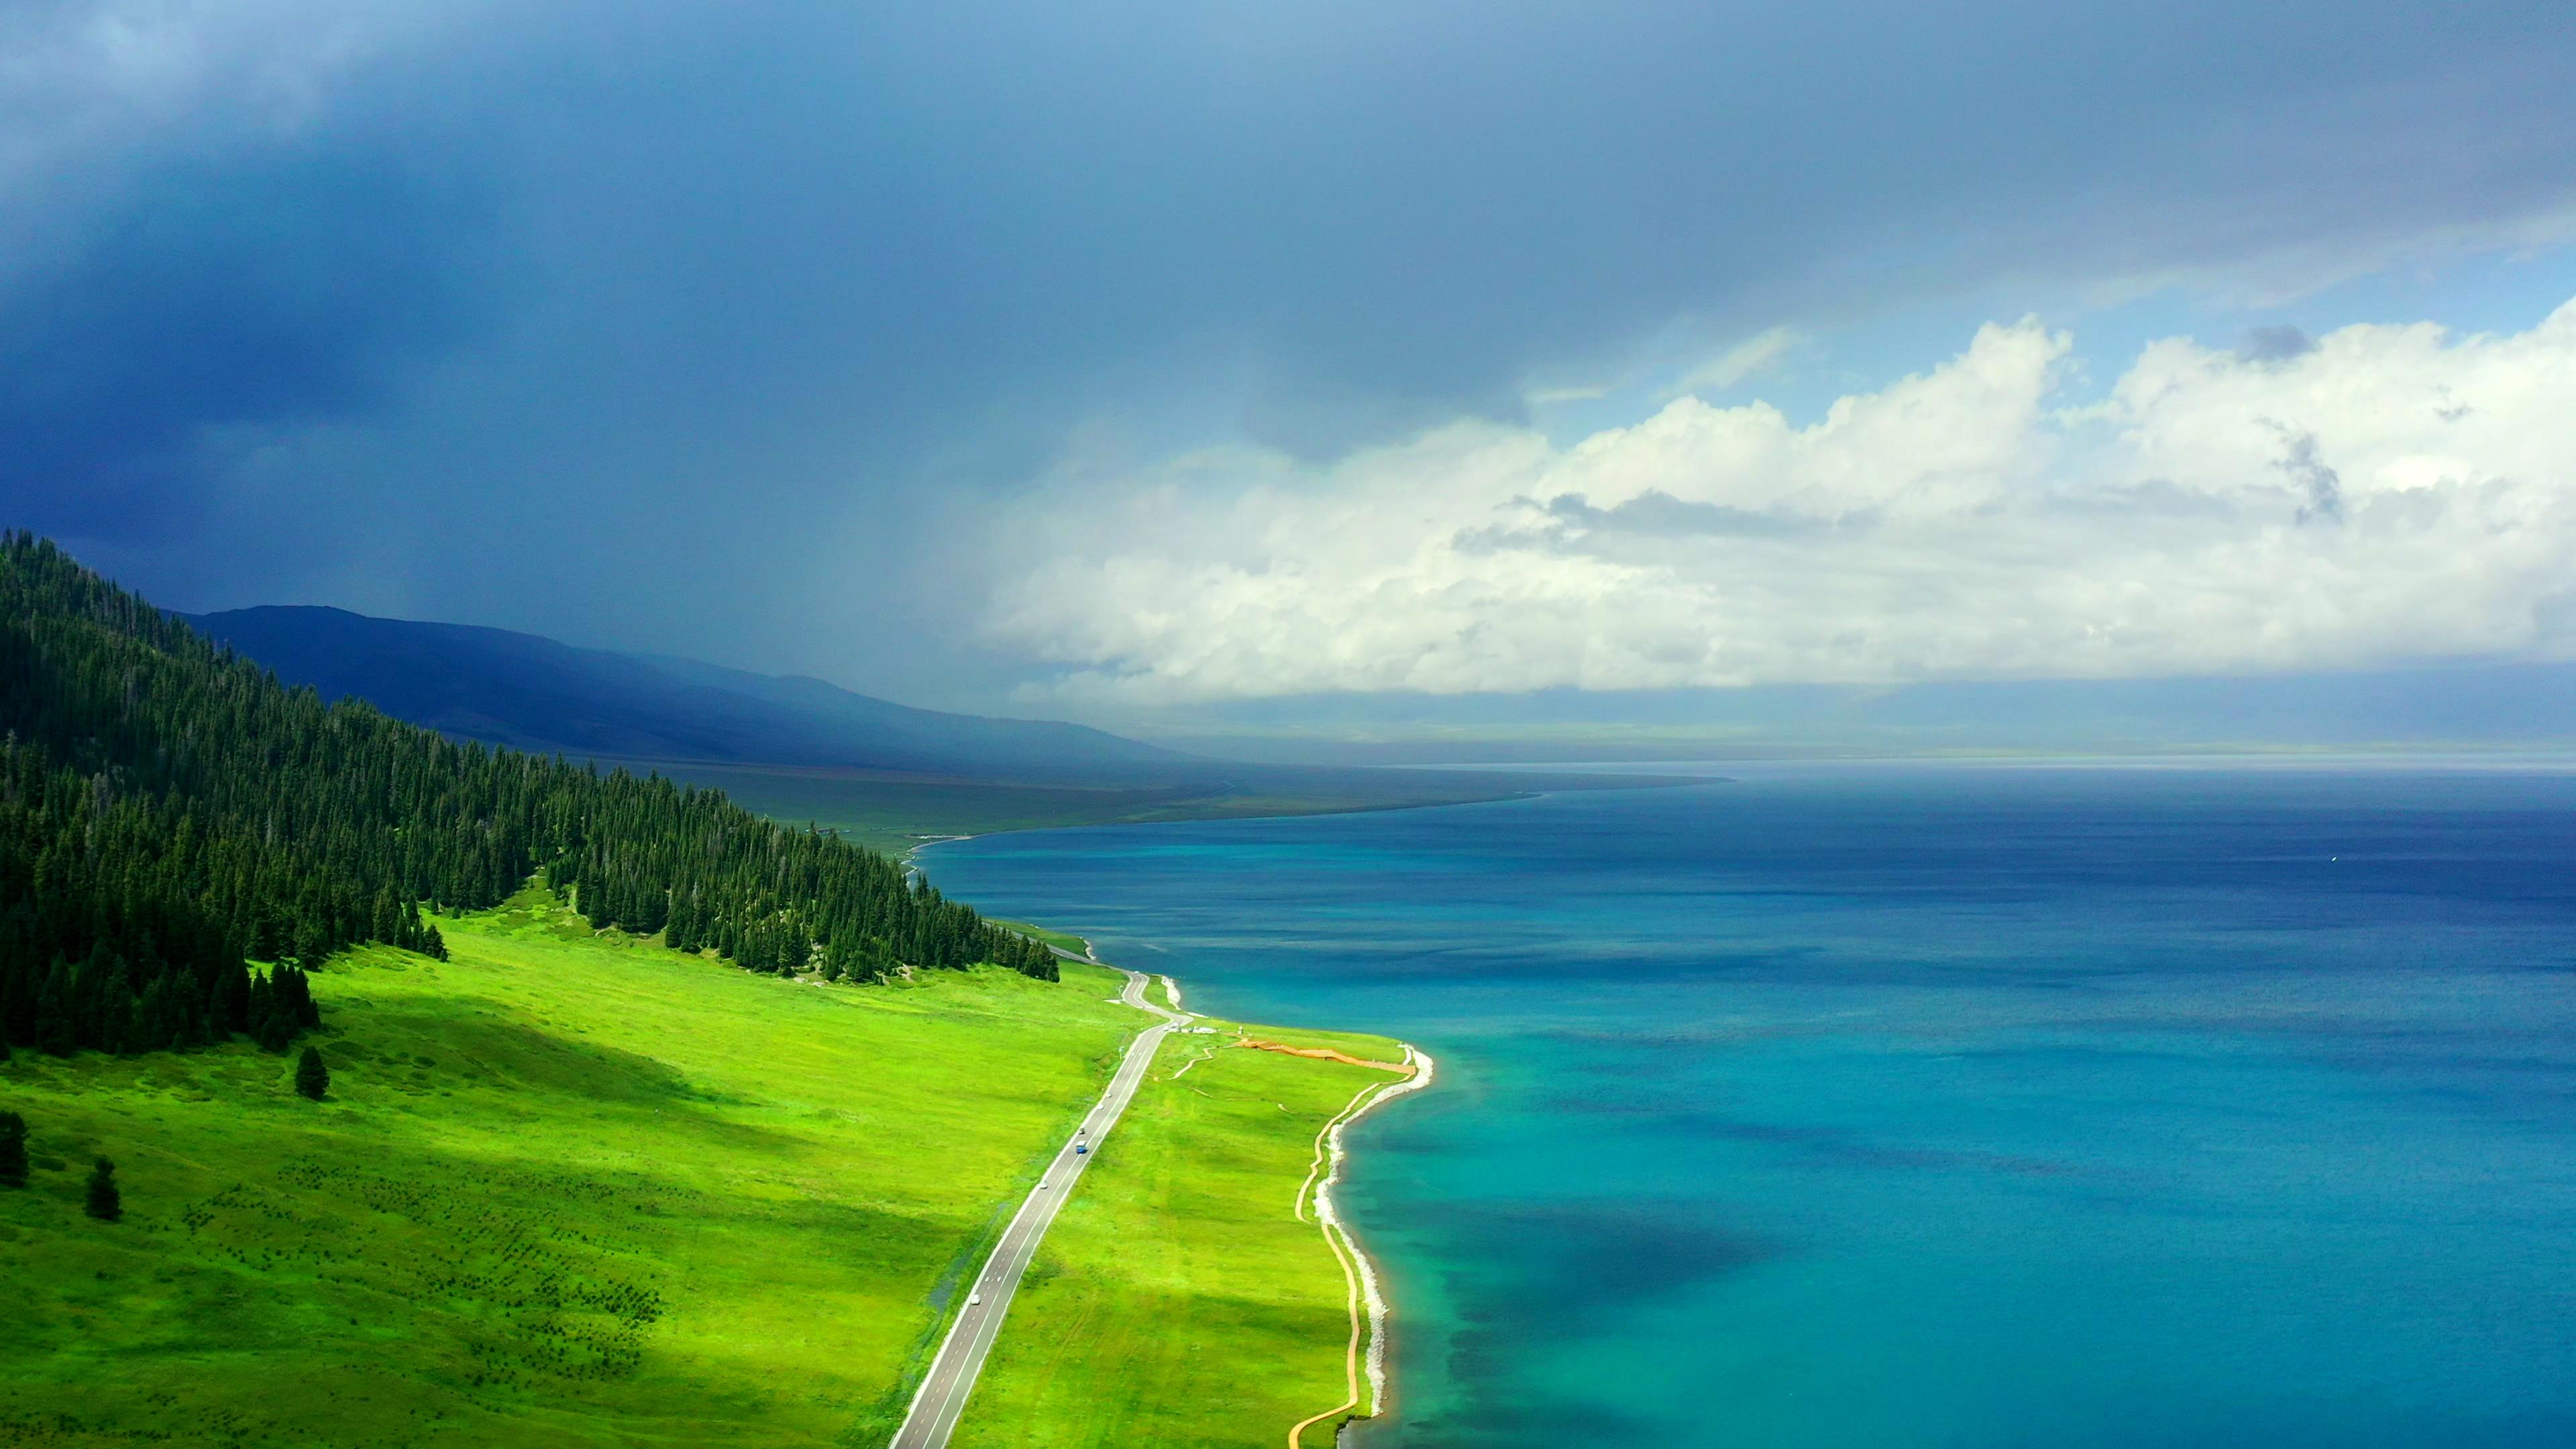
[184,605,1189,779]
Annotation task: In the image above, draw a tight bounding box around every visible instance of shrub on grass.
[297,1046,330,1101]
[85,1157,119,1221]
[0,1110,26,1186]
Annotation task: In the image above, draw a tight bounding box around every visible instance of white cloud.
[982,298,2576,704]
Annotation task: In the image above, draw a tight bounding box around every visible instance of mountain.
[183,606,1188,779]
[179,605,1693,853]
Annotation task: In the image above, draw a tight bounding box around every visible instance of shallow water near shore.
[926,764,2576,1447]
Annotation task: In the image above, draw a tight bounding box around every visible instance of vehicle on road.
[1077,1144,1089,1155]
[968,1293,981,1307]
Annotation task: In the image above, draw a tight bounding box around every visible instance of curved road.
[888,964,1189,1449]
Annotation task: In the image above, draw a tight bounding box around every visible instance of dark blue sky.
[7,1,2574,723]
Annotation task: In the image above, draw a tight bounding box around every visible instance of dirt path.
[1237,1037,1417,1075]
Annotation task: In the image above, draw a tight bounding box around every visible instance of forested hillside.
[0,533,1054,1061]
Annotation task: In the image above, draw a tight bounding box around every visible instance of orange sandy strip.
[1236,1038,1416,1075]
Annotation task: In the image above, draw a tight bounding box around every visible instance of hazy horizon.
[166,597,2576,761]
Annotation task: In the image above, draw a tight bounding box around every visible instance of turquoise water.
[925,765,2576,1446]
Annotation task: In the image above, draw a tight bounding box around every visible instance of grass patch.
[955,1021,1413,1448]
[0,887,1139,1447]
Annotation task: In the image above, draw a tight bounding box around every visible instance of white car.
[968,1292,981,1307]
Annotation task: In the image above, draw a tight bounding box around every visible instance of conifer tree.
[85,1157,119,1221]
[296,1045,329,1101]
[0,1110,26,1187]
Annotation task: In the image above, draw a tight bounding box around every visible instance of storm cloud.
[6,0,2575,708]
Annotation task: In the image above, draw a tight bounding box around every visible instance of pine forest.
[0,532,1058,1063]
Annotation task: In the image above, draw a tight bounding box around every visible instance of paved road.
[888,967,1189,1449]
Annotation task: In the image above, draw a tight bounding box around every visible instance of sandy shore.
[1292,1039,1437,1440]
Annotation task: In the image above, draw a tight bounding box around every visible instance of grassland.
[954,1020,1414,1449]
[0,888,1142,1448]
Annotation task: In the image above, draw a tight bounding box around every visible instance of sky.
[7,1,2576,735]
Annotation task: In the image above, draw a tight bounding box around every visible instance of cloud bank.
[989,303,2576,702]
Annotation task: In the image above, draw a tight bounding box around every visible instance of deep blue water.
[924,765,2576,1447]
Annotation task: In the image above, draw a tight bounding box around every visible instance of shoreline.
[1293,1038,1438,1442]
[908,822,1424,1423]
[923,867,1434,1444]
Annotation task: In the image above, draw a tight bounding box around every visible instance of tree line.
[0,533,1057,1061]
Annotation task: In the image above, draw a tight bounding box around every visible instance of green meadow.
[0,888,1140,1447]
[956,1021,1414,1449]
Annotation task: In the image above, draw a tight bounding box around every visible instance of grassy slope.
[0,889,1140,1448]
[955,1021,1412,1449]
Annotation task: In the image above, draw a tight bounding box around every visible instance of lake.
[926,763,2576,1447]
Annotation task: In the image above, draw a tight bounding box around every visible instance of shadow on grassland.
[333,1004,760,1110]
[0,1004,959,1447]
